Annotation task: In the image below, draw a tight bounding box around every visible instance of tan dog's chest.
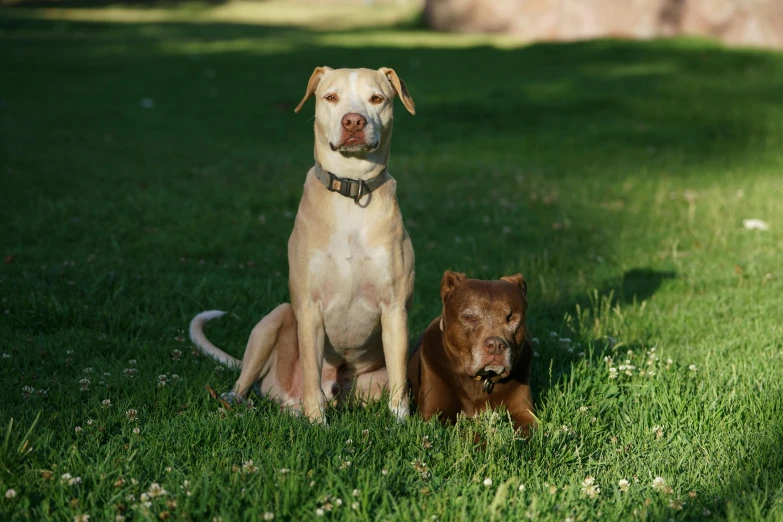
[307,205,394,354]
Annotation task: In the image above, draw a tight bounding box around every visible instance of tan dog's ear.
[379,67,416,115]
[501,273,528,299]
[294,66,333,113]
[441,270,467,304]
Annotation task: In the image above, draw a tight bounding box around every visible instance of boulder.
[424,0,783,49]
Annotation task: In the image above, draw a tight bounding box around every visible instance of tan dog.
[408,271,535,434]
[190,67,416,424]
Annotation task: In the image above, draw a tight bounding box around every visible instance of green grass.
[2,2,783,520]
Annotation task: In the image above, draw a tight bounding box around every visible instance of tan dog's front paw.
[303,398,327,425]
[220,391,246,405]
[389,398,410,422]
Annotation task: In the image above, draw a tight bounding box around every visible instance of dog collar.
[473,375,495,393]
[313,161,389,204]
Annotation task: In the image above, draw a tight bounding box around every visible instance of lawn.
[2,2,783,521]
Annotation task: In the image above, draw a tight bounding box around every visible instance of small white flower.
[102,399,111,408]
[743,219,769,231]
[242,460,258,474]
[608,367,618,379]
[262,513,274,521]
[148,483,167,497]
[83,368,94,374]
[74,515,90,522]
[22,385,34,398]
[582,476,600,499]
[315,508,324,517]
[351,502,359,510]
[652,476,667,491]
[5,488,16,499]
[381,469,388,475]
[133,427,140,434]
[140,493,150,502]
[2,353,10,359]
[129,359,137,365]
[352,489,361,497]
[518,484,526,491]
[278,468,290,474]
[80,378,90,391]
[126,409,138,421]
[335,498,342,506]
[653,426,664,439]
[689,364,697,372]
[69,476,82,486]
[483,477,493,487]
[618,479,630,492]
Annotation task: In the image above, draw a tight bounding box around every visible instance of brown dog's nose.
[483,336,507,355]
[341,113,366,132]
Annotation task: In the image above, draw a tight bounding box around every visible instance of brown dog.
[408,271,535,434]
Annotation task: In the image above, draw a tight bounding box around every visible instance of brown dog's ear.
[378,67,416,115]
[441,270,467,304]
[294,66,333,113]
[501,273,528,299]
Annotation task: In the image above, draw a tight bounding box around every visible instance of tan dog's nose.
[341,113,366,132]
[483,337,507,355]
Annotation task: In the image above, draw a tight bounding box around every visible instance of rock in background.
[424,0,783,50]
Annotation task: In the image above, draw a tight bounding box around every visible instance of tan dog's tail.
[189,311,242,369]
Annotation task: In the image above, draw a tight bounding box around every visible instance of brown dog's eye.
[324,93,339,103]
[461,313,477,325]
[370,94,384,104]
[506,311,514,322]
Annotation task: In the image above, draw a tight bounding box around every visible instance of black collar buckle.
[327,172,365,203]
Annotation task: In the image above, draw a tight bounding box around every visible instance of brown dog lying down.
[408,271,535,434]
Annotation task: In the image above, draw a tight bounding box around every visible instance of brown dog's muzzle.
[483,336,508,355]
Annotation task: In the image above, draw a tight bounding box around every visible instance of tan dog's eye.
[506,312,514,322]
[370,94,384,104]
[324,93,339,103]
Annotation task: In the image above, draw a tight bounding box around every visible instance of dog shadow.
[529,267,676,395]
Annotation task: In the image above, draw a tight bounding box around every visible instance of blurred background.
[2,0,782,49]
